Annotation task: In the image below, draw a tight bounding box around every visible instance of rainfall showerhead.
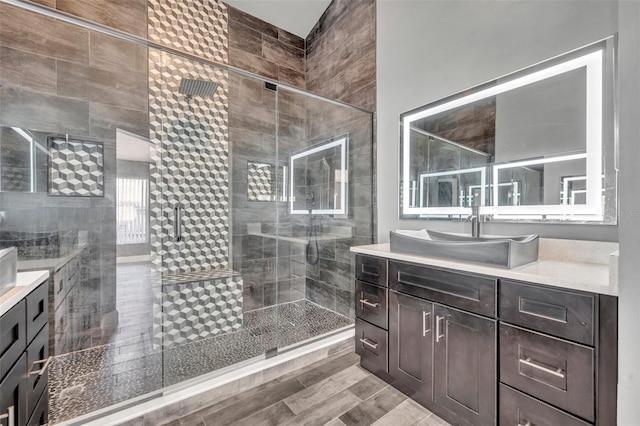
[178,78,219,98]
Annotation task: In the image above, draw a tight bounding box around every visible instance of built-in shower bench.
[152,269,243,348]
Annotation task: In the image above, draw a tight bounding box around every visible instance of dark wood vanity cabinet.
[0,282,49,426]
[354,254,617,426]
[389,291,496,426]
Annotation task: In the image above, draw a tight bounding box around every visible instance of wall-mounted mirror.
[400,36,617,223]
[0,126,50,193]
[290,136,348,215]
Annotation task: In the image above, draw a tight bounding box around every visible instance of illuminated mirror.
[400,37,617,223]
[290,136,347,215]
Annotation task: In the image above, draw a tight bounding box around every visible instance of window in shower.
[116,177,148,244]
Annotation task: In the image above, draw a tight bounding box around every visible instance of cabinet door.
[389,291,433,403]
[433,304,496,426]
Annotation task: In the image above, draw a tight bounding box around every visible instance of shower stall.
[0,2,374,424]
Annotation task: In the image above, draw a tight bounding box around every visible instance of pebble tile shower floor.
[49,300,353,424]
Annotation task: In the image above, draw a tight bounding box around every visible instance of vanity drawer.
[390,261,496,317]
[26,326,49,418]
[500,384,590,426]
[356,255,388,287]
[355,281,388,329]
[355,318,388,375]
[26,283,48,344]
[499,324,594,421]
[500,280,595,345]
[0,300,26,381]
[0,353,27,426]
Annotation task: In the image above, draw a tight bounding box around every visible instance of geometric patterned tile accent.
[48,137,104,197]
[148,49,230,274]
[247,161,273,201]
[148,0,228,64]
[152,269,243,348]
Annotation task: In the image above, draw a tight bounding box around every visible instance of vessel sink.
[389,229,539,268]
[0,247,17,296]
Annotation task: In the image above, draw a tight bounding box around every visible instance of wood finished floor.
[160,349,451,426]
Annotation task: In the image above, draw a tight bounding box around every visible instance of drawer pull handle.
[361,265,379,277]
[360,299,379,308]
[359,338,379,349]
[30,357,52,377]
[435,315,445,343]
[0,405,15,426]
[519,357,565,379]
[422,311,431,336]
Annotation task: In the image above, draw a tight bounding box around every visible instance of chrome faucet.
[467,205,481,238]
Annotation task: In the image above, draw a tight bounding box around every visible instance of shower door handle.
[175,206,182,242]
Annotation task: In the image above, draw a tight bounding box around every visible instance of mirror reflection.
[401,37,616,222]
[0,126,49,193]
[247,160,288,202]
[290,136,347,215]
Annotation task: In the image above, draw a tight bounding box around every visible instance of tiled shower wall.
[306,0,377,112]
[0,2,148,351]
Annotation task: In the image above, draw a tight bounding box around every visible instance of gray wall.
[616,0,640,422]
[377,0,618,242]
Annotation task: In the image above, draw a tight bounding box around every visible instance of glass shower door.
[152,51,280,386]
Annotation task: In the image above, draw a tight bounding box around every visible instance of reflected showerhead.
[178,78,219,97]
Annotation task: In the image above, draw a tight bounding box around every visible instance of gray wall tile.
[90,104,148,140]
[262,35,304,73]
[0,3,89,64]
[0,46,57,94]
[57,60,147,111]
[56,0,148,38]
[0,86,90,135]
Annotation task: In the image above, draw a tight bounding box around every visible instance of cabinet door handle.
[435,315,445,342]
[30,357,52,376]
[359,337,379,349]
[359,298,379,308]
[519,357,565,379]
[518,422,533,426]
[422,311,431,336]
[0,406,15,426]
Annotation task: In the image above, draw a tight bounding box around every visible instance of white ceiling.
[224,0,332,39]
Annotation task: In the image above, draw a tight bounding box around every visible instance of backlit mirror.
[400,36,617,223]
[290,136,348,215]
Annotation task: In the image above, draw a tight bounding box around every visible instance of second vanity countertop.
[0,270,50,317]
[351,238,619,296]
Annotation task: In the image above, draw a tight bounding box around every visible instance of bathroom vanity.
[351,241,618,426]
[0,270,50,426]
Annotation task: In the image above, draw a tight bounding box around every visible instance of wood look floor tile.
[371,399,433,426]
[230,401,296,426]
[282,389,361,426]
[280,351,360,388]
[283,365,369,414]
[346,374,388,401]
[339,385,408,426]
[201,378,305,426]
[325,419,348,426]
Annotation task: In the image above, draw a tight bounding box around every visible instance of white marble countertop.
[351,241,618,296]
[0,270,50,317]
